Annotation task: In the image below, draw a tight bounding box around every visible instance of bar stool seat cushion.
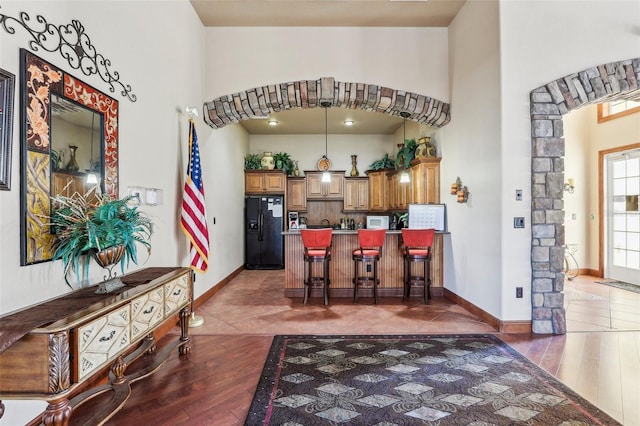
[352,249,380,257]
[307,249,330,257]
[406,248,429,256]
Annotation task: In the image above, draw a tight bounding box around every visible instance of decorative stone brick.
[532,320,553,334]
[539,238,556,246]
[534,138,565,157]
[532,120,553,137]
[546,172,564,196]
[532,307,552,320]
[532,183,546,198]
[544,292,564,308]
[532,247,550,263]
[204,77,452,129]
[532,158,552,172]
[552,309,566,334]
[532,211,546,224]
[545,210,564,224]
[532,198,554,210]
[532,224,555,239]
[532,277,553,292]
[532,293,545,307]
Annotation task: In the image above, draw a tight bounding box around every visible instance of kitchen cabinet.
[306,171,344,199]
[52,172,90,197]
[287,177,307,211]
[387,171,412,211]
[343,177,368,211]
[410,158,441,204]
[244,170,286,194]
[367,170,388,211]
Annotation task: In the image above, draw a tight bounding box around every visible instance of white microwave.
[366,215,389,230]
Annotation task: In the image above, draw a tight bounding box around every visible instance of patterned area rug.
[245,335,619,425]
[595,280,640,294]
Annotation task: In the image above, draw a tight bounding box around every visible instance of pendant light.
[321,102,331,183]
[399,112,410,183]
[86,113,98,185]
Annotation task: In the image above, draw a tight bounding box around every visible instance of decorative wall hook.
[0,9,137,102]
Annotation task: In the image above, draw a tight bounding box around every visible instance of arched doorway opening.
[529,57,640,334]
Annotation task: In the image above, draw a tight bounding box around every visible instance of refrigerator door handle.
[258,212,263,242]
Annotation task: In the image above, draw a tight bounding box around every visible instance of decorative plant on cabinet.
[48,186,154,292]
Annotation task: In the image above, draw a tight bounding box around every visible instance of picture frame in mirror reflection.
[0,67,15,191]
[19,49,119,265]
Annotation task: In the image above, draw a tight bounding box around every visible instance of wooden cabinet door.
[287,178,307,211]
[410,158,441,204]
[245,171,285,194]
[264,173,285,192]
[344,178,368,211]
[244,172,265,193]
[306,172,344,199]
[367,171,387,211]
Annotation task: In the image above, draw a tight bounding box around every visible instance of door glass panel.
[606,148,640,284]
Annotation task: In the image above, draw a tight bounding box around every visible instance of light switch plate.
[514,217,525,228]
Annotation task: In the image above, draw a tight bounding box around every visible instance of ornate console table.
[0,267,192,425]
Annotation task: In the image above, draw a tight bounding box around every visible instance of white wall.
[440,0,503,318]
[203,27,450,104]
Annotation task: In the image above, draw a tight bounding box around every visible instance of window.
[598,99,640,123]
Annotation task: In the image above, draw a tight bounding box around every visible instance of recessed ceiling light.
[344,120,355,126]
[267,119,278,126]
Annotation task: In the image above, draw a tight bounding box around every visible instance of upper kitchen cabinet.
[306,171,344,199]
[245,170,286,194]
[287,177,307,211]
[410,158,441,204]
[343,177,368,211]
[367,170,387,211]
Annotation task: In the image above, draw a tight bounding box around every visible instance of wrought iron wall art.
[0,68,15,190]
[0,9,137,102]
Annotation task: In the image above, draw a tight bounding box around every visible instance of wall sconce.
[564,178,575,194]
[450,177,469,203]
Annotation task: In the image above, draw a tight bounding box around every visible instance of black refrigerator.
[245,195,284,269]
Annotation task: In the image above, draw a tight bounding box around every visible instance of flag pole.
[182,109,207,328]
[189,271,204,328]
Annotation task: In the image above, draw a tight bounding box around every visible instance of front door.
[605,148,640,285]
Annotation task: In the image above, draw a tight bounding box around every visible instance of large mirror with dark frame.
[20,49,119,266]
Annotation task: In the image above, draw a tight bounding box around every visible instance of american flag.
[181,119,209,272]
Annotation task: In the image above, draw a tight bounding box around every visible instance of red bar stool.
[352,229,386,304]
[300,229,333,305]
[401,228,435,304]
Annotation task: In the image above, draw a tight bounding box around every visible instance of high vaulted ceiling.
[190,0,466,28]
[190,0,465,134]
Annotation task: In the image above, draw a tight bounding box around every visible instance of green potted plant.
[48,186,154,291]
[368,153,395,171]
[395,138,417,170]
[244,153,262,170]
[272,152,295,175]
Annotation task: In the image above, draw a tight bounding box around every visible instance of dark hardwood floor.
[88,270,639,425]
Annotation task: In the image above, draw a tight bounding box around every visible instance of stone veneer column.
[203,77,451,129]
[530,58,640,334]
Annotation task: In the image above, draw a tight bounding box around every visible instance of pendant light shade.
[400,111,410,184]
[321,102,331,183]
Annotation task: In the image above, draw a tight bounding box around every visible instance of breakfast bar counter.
[282,230,445,300]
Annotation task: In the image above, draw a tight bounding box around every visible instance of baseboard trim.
[581,268,600,278]
[443,288,532,334]
[193,265,244,310]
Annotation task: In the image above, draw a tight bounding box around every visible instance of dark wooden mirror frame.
[20,49,119,266]
[0,67,15,191]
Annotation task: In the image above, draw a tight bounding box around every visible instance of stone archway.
[203,77,451,128]
[529,58,640,334]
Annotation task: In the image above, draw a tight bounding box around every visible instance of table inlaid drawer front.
[76,304,130,381]
[164,274,189,316]
[131,288,164,339]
